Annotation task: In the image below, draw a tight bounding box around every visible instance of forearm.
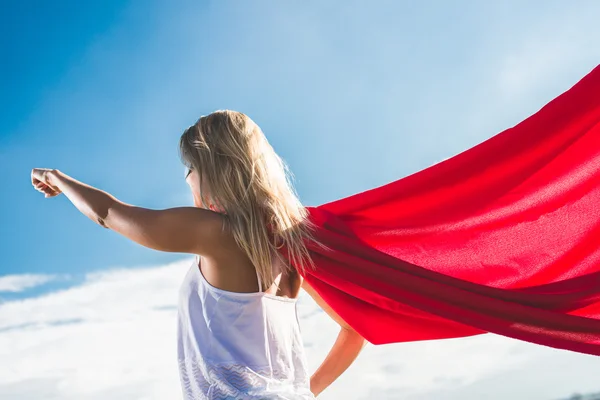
[310,327,367,397]
[47,169,117,228]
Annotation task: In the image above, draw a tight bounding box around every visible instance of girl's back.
[177,234,315,399]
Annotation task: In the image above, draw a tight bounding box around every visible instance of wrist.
[45,169,62,185]
[309,376,323,397]
[47,169,63,187]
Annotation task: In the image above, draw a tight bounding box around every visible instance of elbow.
[94,197,117,229]
[97,215,109,229]
[342,326,367,345]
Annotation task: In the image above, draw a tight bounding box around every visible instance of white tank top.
[177,255,316,399]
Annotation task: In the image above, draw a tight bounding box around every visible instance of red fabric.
[288,64,600,356]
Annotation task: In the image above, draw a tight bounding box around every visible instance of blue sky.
[1,1,600,399]
[2,0,598,291]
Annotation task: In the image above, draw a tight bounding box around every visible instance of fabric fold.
[282,64,600,356]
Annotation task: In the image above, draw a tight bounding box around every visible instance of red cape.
[287,64,600,356]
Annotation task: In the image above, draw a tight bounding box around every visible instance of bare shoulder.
[104,202,228,256]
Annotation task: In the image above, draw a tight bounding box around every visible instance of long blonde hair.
[179,110,327,290]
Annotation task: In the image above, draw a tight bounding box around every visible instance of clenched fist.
[31,168,62,198]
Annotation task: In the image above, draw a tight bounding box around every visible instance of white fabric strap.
[197,254,263,293]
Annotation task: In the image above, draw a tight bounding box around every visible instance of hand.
[31,168,62,198]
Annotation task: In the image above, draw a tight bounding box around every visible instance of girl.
[30,110,367,399]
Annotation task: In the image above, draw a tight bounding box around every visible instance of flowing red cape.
[285,64,600,357]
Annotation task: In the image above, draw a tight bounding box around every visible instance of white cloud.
[0,259,188,399]
[1,257,599,399]
[0,274,63,293]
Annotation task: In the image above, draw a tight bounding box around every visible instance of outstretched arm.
[33,168,224,255]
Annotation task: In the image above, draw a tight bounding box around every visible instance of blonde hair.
[179,110,327,290]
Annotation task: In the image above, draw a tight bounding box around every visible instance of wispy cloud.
[0,273,62,293]
[461,2,600,146]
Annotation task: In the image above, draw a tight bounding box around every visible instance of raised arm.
[301,279,368,397]
[33,168,224,255]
